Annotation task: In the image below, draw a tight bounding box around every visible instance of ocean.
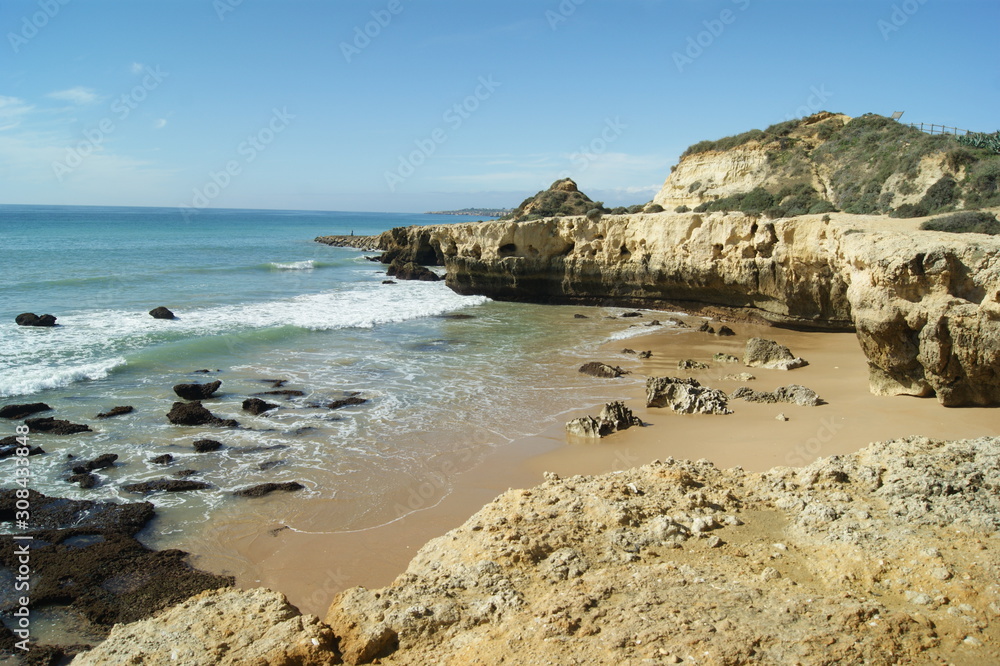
[1,205,660,570]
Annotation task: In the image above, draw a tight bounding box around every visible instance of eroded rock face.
[645,377,732,415]
[376,214,1000,405]
[743,337,809,370]
[565,401,642,437]
[731,384,822,406]
[70,588,339,666]
[323,435,1000,665]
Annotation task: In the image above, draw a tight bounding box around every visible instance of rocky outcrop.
[96,405,134,419]
[243,397,279,415]
[645,376,732,414]
[731,384,822,406]
[565,401,642,437]
[232,482,305,498]
[578,362,627,378]
[743,337,809,370]
[15,312,57,326]
[173,380,222,400]
[166,401,237,427]
[0,402,51,419]
[70,588,339,666]
[149,306,176,320]
[316,234,380,250]
[24,416,92,434]
[322,435,1000,665]
[375,212,1000,406]
[122,479,212,494]
[386,260,441,281]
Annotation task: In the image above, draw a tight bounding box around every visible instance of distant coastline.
[424,207,511,217]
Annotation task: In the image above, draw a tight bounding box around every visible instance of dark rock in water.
[72,453,118,473]
[645,320,661,327]
[259,378,287,387]
[122,479,211,494]
[327,396,368,410]
[173,469,198,478]
[0,402,52,419]
[173,380,222,400]
[638,351,653,359]
[574,314,589,319]
[0,437,44,459]
[382,280,397,284]
[252,389,305,397]
[438,313,475,320]
[621,348,636,354]
[386,259,441,281]
[193,369,214,373]
[717,325,736,336]
[149,306,176,320]
[233,481,305,498]
[621,311,643,318]
[67,472,98,489]
[15,312,57,326]
[166,401,238,427]
[646,376,732,415]
[258,460,285,471]
[243,397,278,415]
[233,444,287,454]
[150,454,173,465]
[24,417,92,435]
[96,405,134,419]
[698,322,715,334]
[192,439,223,453]
[579,362,628,379]
[565,401,642,438]
[0,489,233,654]
[664,317,690,328]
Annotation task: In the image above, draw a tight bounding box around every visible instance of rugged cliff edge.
[376,212,1000,406]
[72,435,1000,664]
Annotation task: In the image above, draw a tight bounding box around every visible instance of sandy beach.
[200,313,998,617]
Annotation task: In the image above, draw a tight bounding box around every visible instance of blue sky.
[1,0,997,213]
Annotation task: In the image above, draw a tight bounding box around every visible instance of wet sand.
[190,316,999,618]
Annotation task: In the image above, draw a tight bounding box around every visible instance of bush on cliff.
[504,179,607,221]
[920,211,1000,235]
[694,184,832,218]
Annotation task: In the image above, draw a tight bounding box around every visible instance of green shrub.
[688,181,703,193]
[627,204,645,214]
[809,201,837,214]
[920,211,1000,234]
[610,206,628,215]
[674,205,691,213]
[957,131,1000,154]
[645,203,665,213]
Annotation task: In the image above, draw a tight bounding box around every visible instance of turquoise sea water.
[0,204,661,579]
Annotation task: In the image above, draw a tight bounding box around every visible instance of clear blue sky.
[1,0,997,213]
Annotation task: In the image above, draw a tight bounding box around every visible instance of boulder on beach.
[122,479,211,494]
[149,306,176,320]
[716,325,736,336]
[646,377,732,415]
[566,401,642,438]
[24,416,92,434]
[0,402,52,419]
[579,362,628,379]
[731,384,823,406]
[678,359,710,370]
[713,353,740,364]
[232,481,305,498]
[150,454,173,465]
[386,259,441,281]
[15,312,57,327]
[96,405,134,419]
[166,401,238,427]
[698,322,715,334]
[242,397,278,415]
[743,338,808,370]
[173,380,222,401]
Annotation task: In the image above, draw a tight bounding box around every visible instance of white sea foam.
[269,260,316,270]
[0,357,127,398]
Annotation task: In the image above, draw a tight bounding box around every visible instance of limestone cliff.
[376,212,1000,406]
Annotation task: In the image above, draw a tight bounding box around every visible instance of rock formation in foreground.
[375,211,1000,406]
[70,435,1000,665]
